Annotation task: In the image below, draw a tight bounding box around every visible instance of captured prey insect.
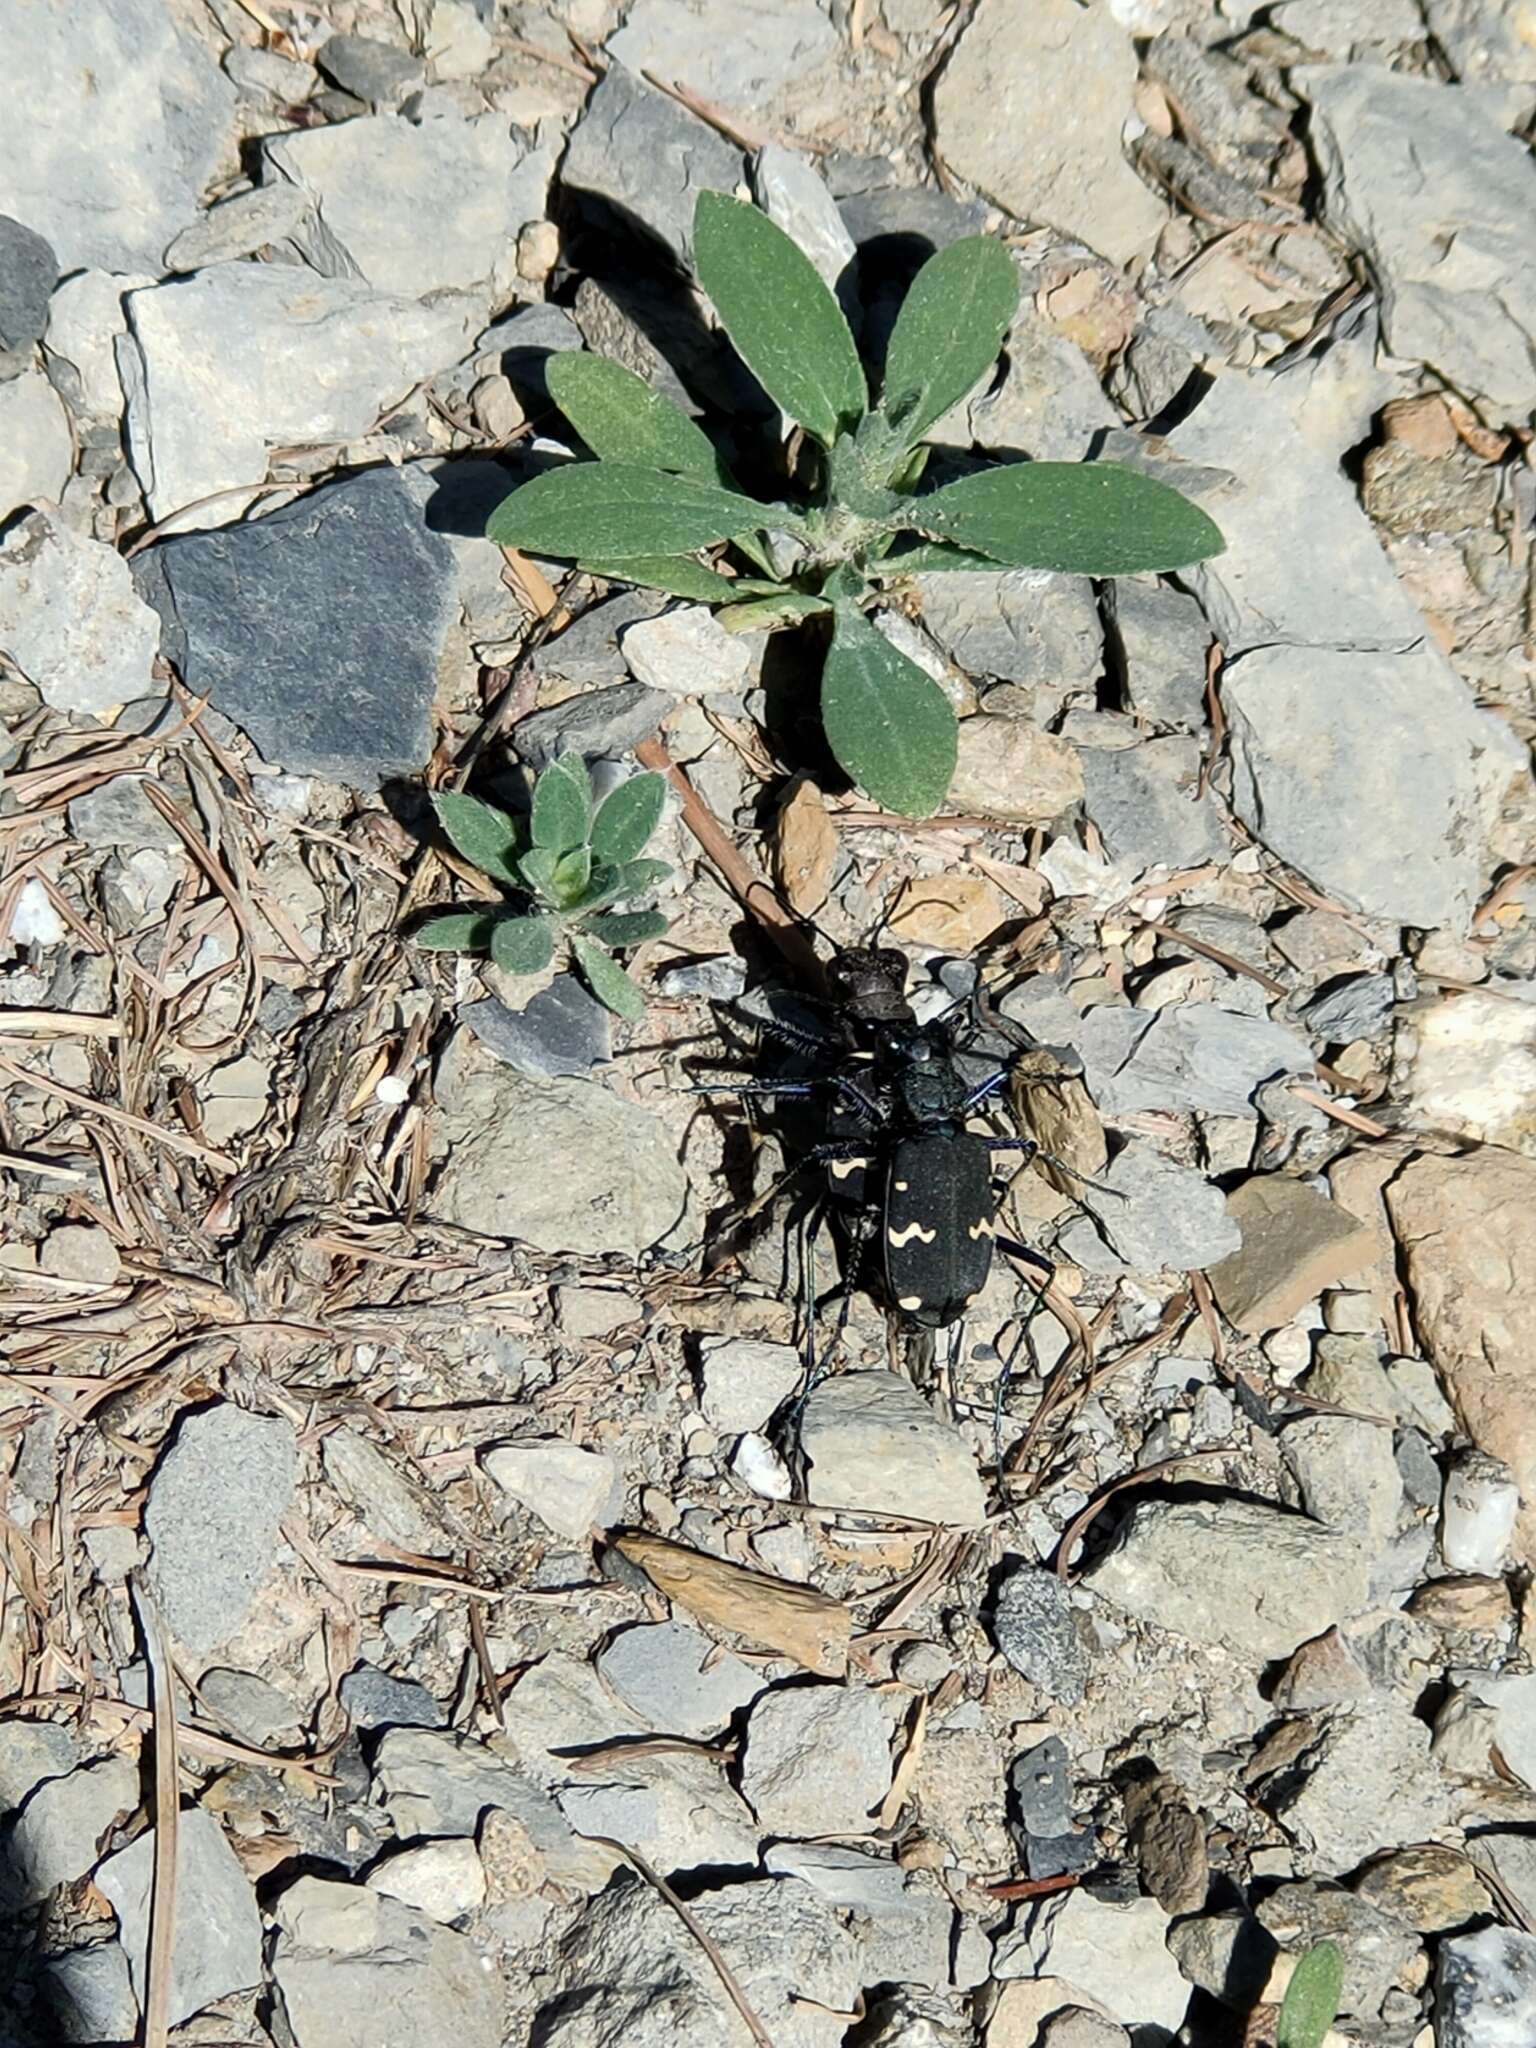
[693,942,1060,1337]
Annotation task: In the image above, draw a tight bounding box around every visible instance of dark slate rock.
[1025,1828,1098,1882]
[1010,1735,1073,1838]
[0,214,58,357]
[561,63,743,267]
[316,32,423,105]
[339,1663,444,1730]
[513,682,670,767]
[991,1564,1089,1704]
[134,468,455,787]
[1302,971,1395,1043]
[837,185,989,252]
[462,977,612,1080]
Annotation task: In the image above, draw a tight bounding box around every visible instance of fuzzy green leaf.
[520,846,560,901]
[531,755,592,853]
[821,603,957,818]
[614,857,673,896]
[547,353,727,480]
[715,592,831,632]
[432,793,523,884]
[910,461,1226,575]
[487,461,783,560]
[571,933,647,1020]
[583,909,671,947]
[580,555,764,604]
[414,910,497,952]
[882,235,1019,446]
[693,192,866,447]
[1277,1943,1344,2048]
[551,845,593,906]
[490,913,557,976]
[590,773,666,866]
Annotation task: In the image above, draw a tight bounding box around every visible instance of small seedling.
[487,191,1225,817]
[1276,1940,1344,2048]
[415,755,671,1020]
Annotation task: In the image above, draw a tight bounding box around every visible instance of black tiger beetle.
[693,942,1063,1339]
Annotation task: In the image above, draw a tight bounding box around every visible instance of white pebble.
[375,1074,410,1105]
[7,877,65,947]
[1441,1450,1519,1575]
[731,1431,793,1500]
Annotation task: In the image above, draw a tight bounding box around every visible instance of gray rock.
[1086,1496,1371,1659]
[137,468,454,787]
[224,44,319,104]
[0,366,72,522]
[464,979,613,1081]
[1470,1833,1536,1925]
[0,215,57,357]
[992,1565,1089,1704]
[1084,1000,1312,1118]
[0,508,161,716]
[162,182,311,272]
[1010,1734,1074,1838]
[762,1843,955,1992]
[143,1403,297,1653]
[964,306,1119,462]
[658,954,748,1000]
[432,1036,688,1258]
[1110,580,1211,731]
[538,1873,863,2048]
[1422,0,1536,87]
[621,602,755,697]
[42,268,149,419]
[561,64,743,268]
[525,587,664,690]
[609,0,838,107]
[200,1666,301,1746]
[913,570,1101,691]
[1265,1700,1453,1874]
[933,0,1165,267]
[556,1749,761,1879]
[1282,1414,1403,1556]
[1166,1911,1278,2011]
[96,1808,263,2027]
[1303,66,1536,423]
[1438,1926,1536,2048]
[67,774,186,853]
[0,0,235,274]
[322,1424,455,1558]
[1079,1141,1241,1272]
[316,33,424,106]
[513,683,671,768]
[1257,1878,1421,2017]
[596,1621,763,1736]
[40,1940,138,2043]
[119,265,483,519]
[264,116,551,300]
[838,185,991,253]
[271,1876,500,2048]
[799,1370,986,1527]
[1303,972,1395,1042]
[8,1756,138,1901]
[340,1664,444,1730]
[483,1438,616,1539]
[697,1335,803,1431]
[998,1889,1190,2036]
[754,145,856,298]
[741,1683,891,1836]
[0,1719,78,1813]
[1224,640,1521,928]
[1038,2015,1131,2048]
[1080,736,1228,873]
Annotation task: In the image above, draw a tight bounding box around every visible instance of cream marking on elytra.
[898,1295,924,1311]
[828,1156,868,1180]
[887,1220,937,1247]
[893,1180,909,1191]
[968,1216,996,1239]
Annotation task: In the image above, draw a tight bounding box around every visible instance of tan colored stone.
[38,1223,121,1285]
[1327,1141,1415,1332]
[1407,1575,1514,1633]
[1402,988,1536,1157]
[1387,1147,1536,1564]
[948,714,1084,823]
[1271,1627,1371,1712]
[1354,1843,1492,1932]
[772,776,838,917]
[988,1978,1115,2047]
[887,873,1008,951]
[1208,1176,1377,1335]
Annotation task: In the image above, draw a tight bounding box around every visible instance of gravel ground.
[1,2,1535,2045]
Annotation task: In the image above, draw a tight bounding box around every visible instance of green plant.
[414,755,671,1020]
[1276,1940,1344,2048]
[486,192,1225,817]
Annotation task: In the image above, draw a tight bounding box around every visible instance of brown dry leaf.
[1011,1071,1108,1199]
[887,874,1006,951]
[773,778,838,917]
[877,1692,928,1830]
[616,1531,850,1676]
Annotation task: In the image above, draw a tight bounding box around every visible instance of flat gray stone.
[913,570,1101,690]
[762,1843,956,1993]
[143,1402,297,1653]
[1010,1733,1074,1837]
[67,777,184,857]
[1000,1889,1190,2035]
[340,1664,445,1731]
[0,366,72,522]
[513,682,671,768]
[200,1666,302,1746]
[608,0,838,108]
[1084,1001,1312,1118]
[462,977,613,1081]
[271,1876,500,2048]
[42,268,150,418]
[1303,65,1536,423]
[799,1370,986,1527]
[97,1808,263,2027]
[0,1719,78,1814]
[1110,579,1211,730]
[561,63,743,268]
[224,44,319,104]
[754,145,856,297]
[741,1684,891,1836]
[1265,1700,1453,1874]
[9,1756,138,1901]
[316,33,423,105]
[0,214,57,355]
[963,306,1119,461]
[39,1940,139,2046]
[1080,736,1228,873]
[432,1037,688,1258]
[0,0,235,274]
[992,1565,1089,1704]
[697,1335,803,1432]
[1303,972,1395,1041]
[1224,640,1522,928]
[596,1621,764,1736]
[119,265,484,519]
[264,115,551,299]
[1085,1496,1371,1659]
[137,468,456,787]
[0,507,161,716]
[556,1750,761,1879]
[162,182,311,273]
[1079,1141,1241,1273]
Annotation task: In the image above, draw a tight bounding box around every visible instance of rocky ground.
[1,0,1535,2044]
